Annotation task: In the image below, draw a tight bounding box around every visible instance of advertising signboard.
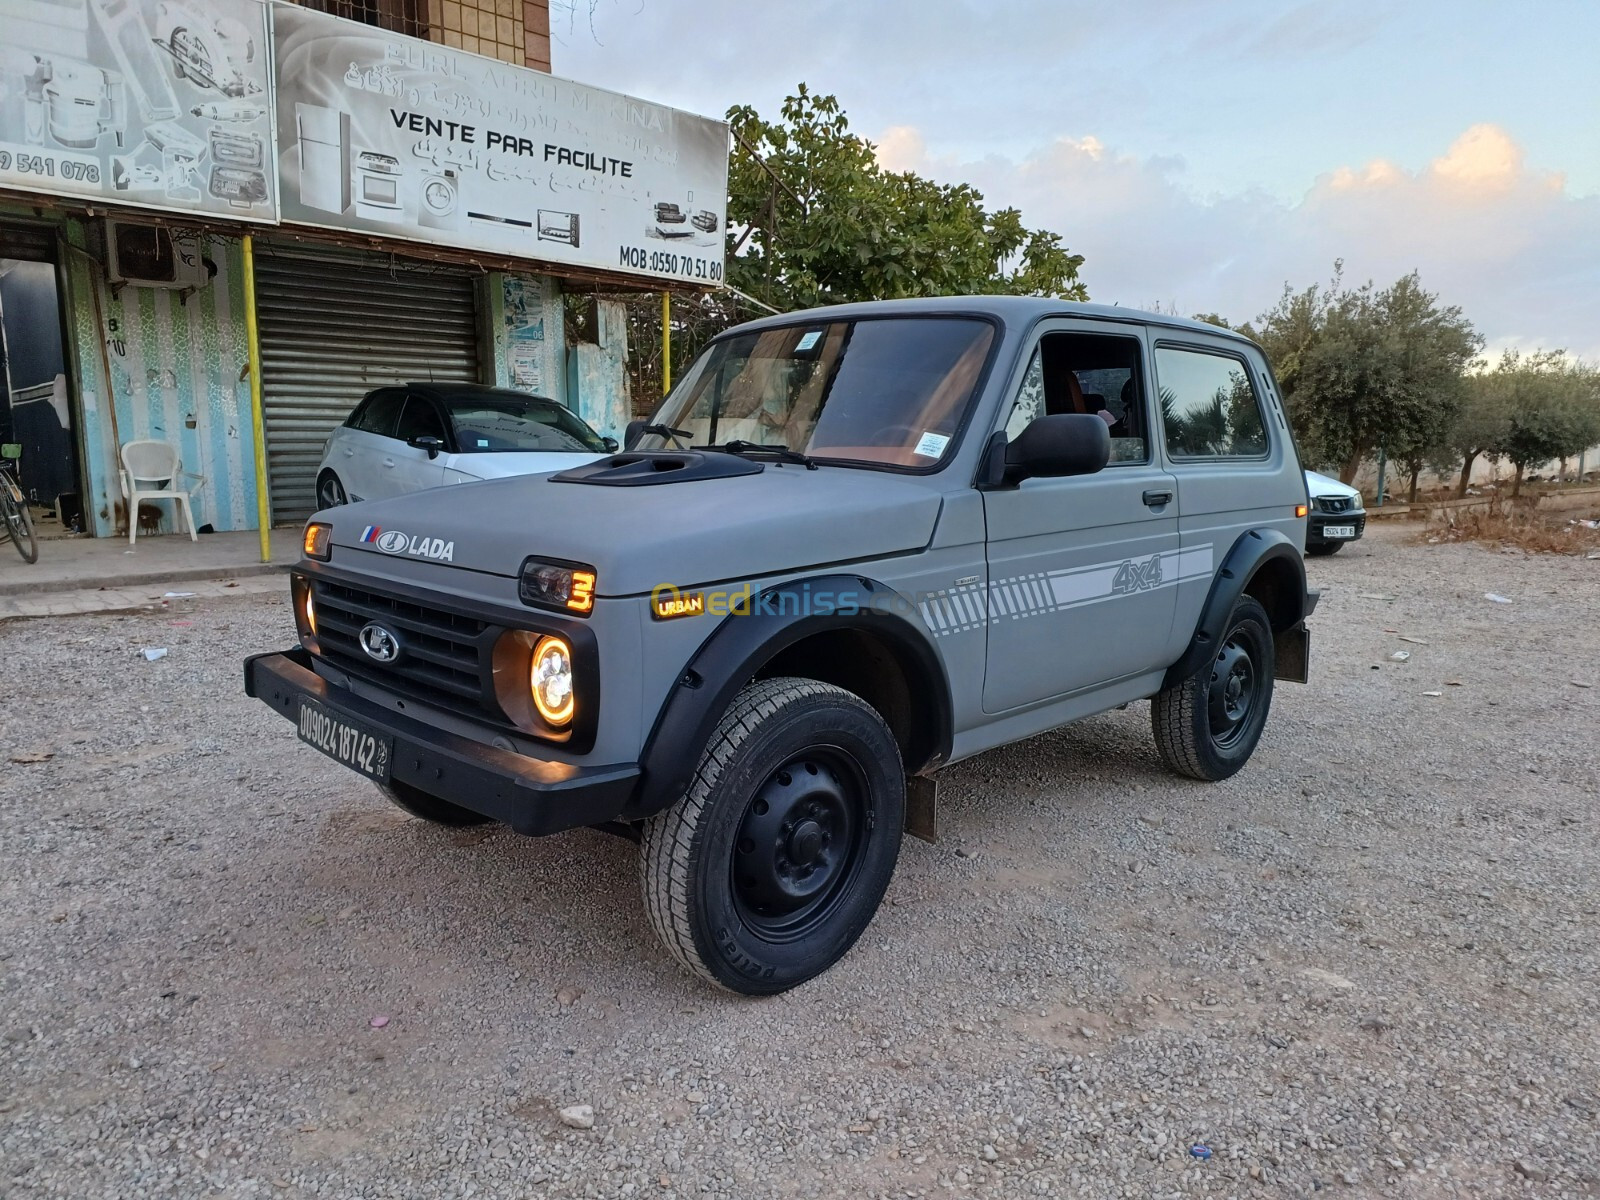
[0,0,276,220]
[273,7,730,285]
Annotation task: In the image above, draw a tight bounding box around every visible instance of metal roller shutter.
[255,245,481,523]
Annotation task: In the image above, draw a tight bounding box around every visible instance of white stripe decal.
[926,543,1215,638]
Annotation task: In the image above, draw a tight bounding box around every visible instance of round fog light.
[530,635,575,726]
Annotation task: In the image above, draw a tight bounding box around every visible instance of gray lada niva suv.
[247,296,1318,994]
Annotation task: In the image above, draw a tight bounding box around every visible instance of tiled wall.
[426,0,550,70]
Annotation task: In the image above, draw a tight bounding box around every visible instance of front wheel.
[640,677,905,995]
[1152,595,1275,782]
[1,481,38,564]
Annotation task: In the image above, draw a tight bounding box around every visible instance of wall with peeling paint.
[55,220,261,538]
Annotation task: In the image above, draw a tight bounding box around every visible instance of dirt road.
[2,527,1596,1197]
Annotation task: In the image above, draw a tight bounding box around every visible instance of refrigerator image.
[295,102,350,214]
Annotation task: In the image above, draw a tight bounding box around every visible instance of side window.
[1155,346,1269,459]
[352,390,404,436]
[396,396,447,443]
[999,332,1150,464]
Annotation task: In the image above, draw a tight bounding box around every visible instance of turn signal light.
[303,521,332,560]
[1295,504,1309,518]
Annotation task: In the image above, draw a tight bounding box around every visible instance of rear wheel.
[377,779,493,826]
[1152,595,1275,782]
[317,471,348,509]
[1,481,38,564]
[640,677,904,994]
[1305,541,1342,556]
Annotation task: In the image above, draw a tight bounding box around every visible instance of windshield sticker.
[477,438,490,447]
[795,330,822,352]
[913,431,950,459]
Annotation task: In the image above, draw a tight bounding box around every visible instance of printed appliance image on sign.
[272,6,730,285]
[0,0,276,220]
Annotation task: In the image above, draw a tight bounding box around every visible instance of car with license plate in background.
[313,383,615,509]
[1303,470,1366,555]
[247,297,1319,995]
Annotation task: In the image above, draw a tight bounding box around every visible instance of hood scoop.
[551,450,764,487]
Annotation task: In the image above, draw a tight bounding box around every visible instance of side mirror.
[623,419,646,450]
[1001,414,1109,484]
[408,434,444,460]
[602,436,620,453]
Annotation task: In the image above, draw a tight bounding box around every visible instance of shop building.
[0,0,726,540]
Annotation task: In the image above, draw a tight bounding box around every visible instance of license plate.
[297,697,392,782]
[1322,525,1356,539]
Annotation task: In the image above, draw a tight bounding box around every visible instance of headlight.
[519,557,596,615]
[530,635,575,726]
[290,575,317,641]
[303,521,332,560]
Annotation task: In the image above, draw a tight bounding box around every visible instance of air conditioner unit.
[105,221,209,292]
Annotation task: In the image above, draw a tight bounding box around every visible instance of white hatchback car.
[314,383,614,509]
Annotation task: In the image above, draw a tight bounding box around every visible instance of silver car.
[1303,470,1367,555]
[252,297,1319,995]
[313,383,614,508]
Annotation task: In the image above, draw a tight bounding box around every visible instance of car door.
[981,322,1182,713]
[338,389,405,503]
[381,393,449,496]
[1152,339,1298,640]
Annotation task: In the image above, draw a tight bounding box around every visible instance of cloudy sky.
[557,0,1599,360]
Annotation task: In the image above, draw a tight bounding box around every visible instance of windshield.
[446,395,608,454]
[637,317,996,468]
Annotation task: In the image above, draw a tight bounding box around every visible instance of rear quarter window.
[1154,345,1270,460]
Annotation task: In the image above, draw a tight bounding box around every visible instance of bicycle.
[1,443,39,564]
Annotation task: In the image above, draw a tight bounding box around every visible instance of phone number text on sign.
[619,246,724,282]
[0,144,102,187]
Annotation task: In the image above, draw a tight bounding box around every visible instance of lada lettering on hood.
[361,525,455,562]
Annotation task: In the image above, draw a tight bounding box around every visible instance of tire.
[376,779,493,826]
[640,677,905,995]
[1304,541,1342,556]
[1,481,38,564]
[316,471,348,509]
[1152,595,1275,782]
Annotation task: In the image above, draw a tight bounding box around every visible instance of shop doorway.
[0,223,82,534]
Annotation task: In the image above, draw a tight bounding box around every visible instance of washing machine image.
[418,169,458,230]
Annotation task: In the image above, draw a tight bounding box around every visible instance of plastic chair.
[119,440,202,545]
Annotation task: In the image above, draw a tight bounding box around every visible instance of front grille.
[311,578,503,721]
[1316,495,1353,514]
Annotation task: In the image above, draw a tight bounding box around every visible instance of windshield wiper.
[637,422,692,448]
[705,439,819,470]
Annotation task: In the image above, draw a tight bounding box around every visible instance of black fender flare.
[625,574,954,821]
[1161,528,1311,690]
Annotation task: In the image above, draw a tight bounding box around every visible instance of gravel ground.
[2,526,1597,1199]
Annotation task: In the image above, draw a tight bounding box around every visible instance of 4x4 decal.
[918,544,1214,638]
[1111,553,1164,595]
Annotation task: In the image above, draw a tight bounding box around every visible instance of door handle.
[343,448,354,457]
[382,457,396,468]
[1142,489,1173,507]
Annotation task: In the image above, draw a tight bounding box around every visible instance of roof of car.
[398,383,558,403]
[727,295,1258,346]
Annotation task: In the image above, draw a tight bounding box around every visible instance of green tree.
[1247,266,1481,483]
[1485,353,1600,495]
[726,86,1086,310]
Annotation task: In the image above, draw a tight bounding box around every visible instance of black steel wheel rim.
[730,747,872,943]
[1207,632,1258,749]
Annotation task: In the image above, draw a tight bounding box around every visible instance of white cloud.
[877,122,1600,361]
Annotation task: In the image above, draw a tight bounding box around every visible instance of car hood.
[327,462,944,595]
[447,451,605,480]
[1304,469,1362,502]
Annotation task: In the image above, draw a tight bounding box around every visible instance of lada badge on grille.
[359,623,402,663]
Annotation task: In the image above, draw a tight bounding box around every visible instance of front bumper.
[245,648,640,836]
[1308,511,1367,543]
